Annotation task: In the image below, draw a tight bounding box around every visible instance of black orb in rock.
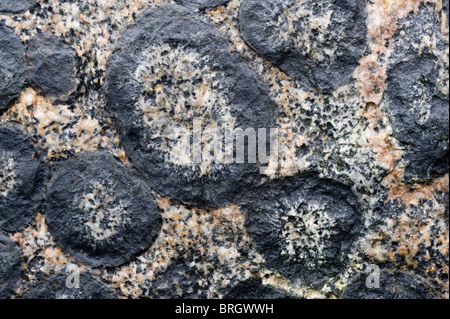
[0,0,40,14]
[239,0,367,91]
[45,152,162,267]
[0,23,26,112]
[342,270,436,299]
[242,172,361,288]
[107,5,273,207]
[0,232,23,298]
[224,278,298,299]
[26,33,78,100]
[0,125,48,233]
[174,0,230,10]
[25,274,116,299]
[146,257,208,299]
[384,4,449,181]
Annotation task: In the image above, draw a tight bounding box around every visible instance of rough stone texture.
[107,5,274,208]
[0,125,48,232]
[241,172,361,289]
[0,0,40,14]
[175,0,230,10]
[342,270,437,299]
[45,152,162,267]
[0,22,26,112]
[24,273,116,299]
[383,5,449,182]
[224,278,298,299]
[0,232,23,298]
[0,0,448,300]
[239,0,367,92]
[145,257,209,299]
[26,32,78,100]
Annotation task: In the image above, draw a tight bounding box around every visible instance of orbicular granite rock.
[174,0,230,10]
[0,232,23,298]
[145,257,209,299]
[0,23,26,113]
[26,33,78,100]
[107,5,274,207]
[224,278,298,299]
[45,152,162,267]
[0,125,48,233]
[241,172,361,288]
[239,0,367,91]
[25,273,116,299]
[384,4,449,182]
[0,0,40,14]
[0,0,447,300]
[342,270,437,299]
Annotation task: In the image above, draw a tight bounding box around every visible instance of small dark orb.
[242,172,362,288]
[239,0,367,92]
[0,232,23,298]
[0,23,26,112]
[383,4,449,182]
[45,151,162,267]
[26,33,78,100]
[0,125,48,233]
[106,5,274,208]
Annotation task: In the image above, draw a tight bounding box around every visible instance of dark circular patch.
[0,23,26,112]
[239,0,367,91]
[384,5,449,181]
[24,273,116,299]
[342,270,436,299]
[0,0,40,14]
[26,33,78,100]
[241,172,361,288]
[45,151,162,267]
[0,232,23,298]
[106,5,273,207]
[174,0,230,10]
[145,257,208,299]
[0,125,48,232]
[224,277,297,299]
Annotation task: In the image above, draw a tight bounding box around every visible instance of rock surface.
[239,0,367,91]
[0,125,48,232]
[107,5,273,207]
[383,5,449,182]
[0,0,40,14]
[24,273,116,299]
[0,0,448,300]
[26,33,78,100]
[225,278,298,299]
[174,0,230,10]
[0,232,22,298]
[45,152,162,267]
[0,23,26,112]
[342,270,437,299]
[242,172,361,288]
